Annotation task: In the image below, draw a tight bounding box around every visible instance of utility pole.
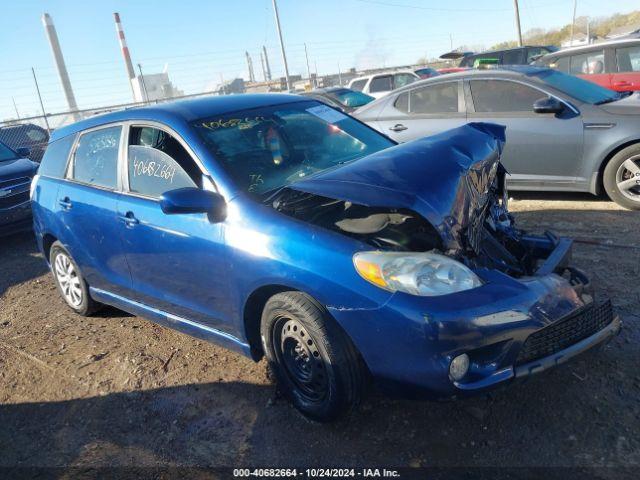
[32,68,51,132]
[513,0,523,47]
[569,0,577,46]
[304,43,313,88]
[586,17,590,44]
[449,34,453,51]
[337,61,342,87]
[12,97,20,120]
[271,0,291,91]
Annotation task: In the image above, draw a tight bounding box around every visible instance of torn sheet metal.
[289,122,506,253]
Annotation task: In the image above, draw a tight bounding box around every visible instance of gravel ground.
[0,193,638,475]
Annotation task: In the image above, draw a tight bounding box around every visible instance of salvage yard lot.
[0,194,638,471]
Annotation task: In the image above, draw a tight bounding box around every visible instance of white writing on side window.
[132,157,177,183]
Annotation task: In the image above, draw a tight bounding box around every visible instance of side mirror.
[160,187,226,222]
[16,147,31,158]
[533,97,564,114]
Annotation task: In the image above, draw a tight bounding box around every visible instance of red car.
[535,39,640,92]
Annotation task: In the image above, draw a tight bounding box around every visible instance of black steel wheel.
[260,291,367,422]
[274,316,329,403]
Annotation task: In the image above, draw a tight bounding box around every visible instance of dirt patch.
[1,194,639,471]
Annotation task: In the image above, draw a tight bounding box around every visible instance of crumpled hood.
[0,158,37,183]
[598,91,640,116]
[291,122,506,252]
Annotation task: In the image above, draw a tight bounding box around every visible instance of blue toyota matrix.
[31,94,620,421]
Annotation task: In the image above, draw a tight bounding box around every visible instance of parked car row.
[354,65,640,210]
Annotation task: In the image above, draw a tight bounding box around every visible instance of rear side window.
[395,82,458,114]
[127,126,202,198]
[569,50,605,75]
[393,73,416,88]
[38,135,75,178]
[369,75,393,93]
[545,55,570,73]
[503,49,524,64]
[616,46,640,72]
[350,79,367,92]
[72,126,121,189]
[470,80,545,113]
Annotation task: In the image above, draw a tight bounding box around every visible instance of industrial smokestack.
[263,45,272,81]
[245,51,255,83]
[41,13,78,116]
[114,12,138,101]
[260,51,267,82]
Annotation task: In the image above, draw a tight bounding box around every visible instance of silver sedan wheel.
[54,252,83,307]
[616,154,640,202]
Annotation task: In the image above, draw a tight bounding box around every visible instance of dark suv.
[0,140,38,236]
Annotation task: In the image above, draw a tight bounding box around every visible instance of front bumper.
[328,233,621,399]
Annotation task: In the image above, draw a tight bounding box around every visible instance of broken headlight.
[353,251,482,296]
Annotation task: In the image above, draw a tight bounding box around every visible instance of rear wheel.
[603,145,640,210]
[260,291,367,422]
[50,241,99,316]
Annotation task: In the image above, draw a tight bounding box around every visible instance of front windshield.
[192,101,394,195]
[0,142,17,162]
[531,69,620,104]
[331,90,375,108]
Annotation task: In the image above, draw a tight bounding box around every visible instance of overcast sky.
[1,0,638,119]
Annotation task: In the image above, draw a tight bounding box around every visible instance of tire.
[260,291,367,422]
[49,241,99,316]
[603,144,640,210]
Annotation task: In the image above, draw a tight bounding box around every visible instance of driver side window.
[127,126,202,198]
[470,80,545,113]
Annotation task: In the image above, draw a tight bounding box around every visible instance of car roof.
[50,93,306,142]
[350,70,417,82]
[390,65,555,92]
[546,38,640,56]
[467,45,553,56]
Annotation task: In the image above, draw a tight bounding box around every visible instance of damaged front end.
[266,122,574,282]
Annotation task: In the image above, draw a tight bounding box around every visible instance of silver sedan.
[354,66,640,209]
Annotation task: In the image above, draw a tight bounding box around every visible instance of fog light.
[449,353,470,381]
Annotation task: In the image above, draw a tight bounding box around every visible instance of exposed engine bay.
[268,165,541,278]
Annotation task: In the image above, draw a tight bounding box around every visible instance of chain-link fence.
[0,91,225,163]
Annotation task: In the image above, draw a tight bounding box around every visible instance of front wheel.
[260,292,367,422]
[603,145,640,210]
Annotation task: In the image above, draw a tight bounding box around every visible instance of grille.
[0,191,29,209]
[516,300,614,365]
[0,177,30,190]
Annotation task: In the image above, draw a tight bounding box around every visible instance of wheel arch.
[242,284,298,361]
[42,233,58,264]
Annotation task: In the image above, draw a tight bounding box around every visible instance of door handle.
[389,124,408,132]
[58,197,72,210]
[613,81,631,87]
[121,211,139,228]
